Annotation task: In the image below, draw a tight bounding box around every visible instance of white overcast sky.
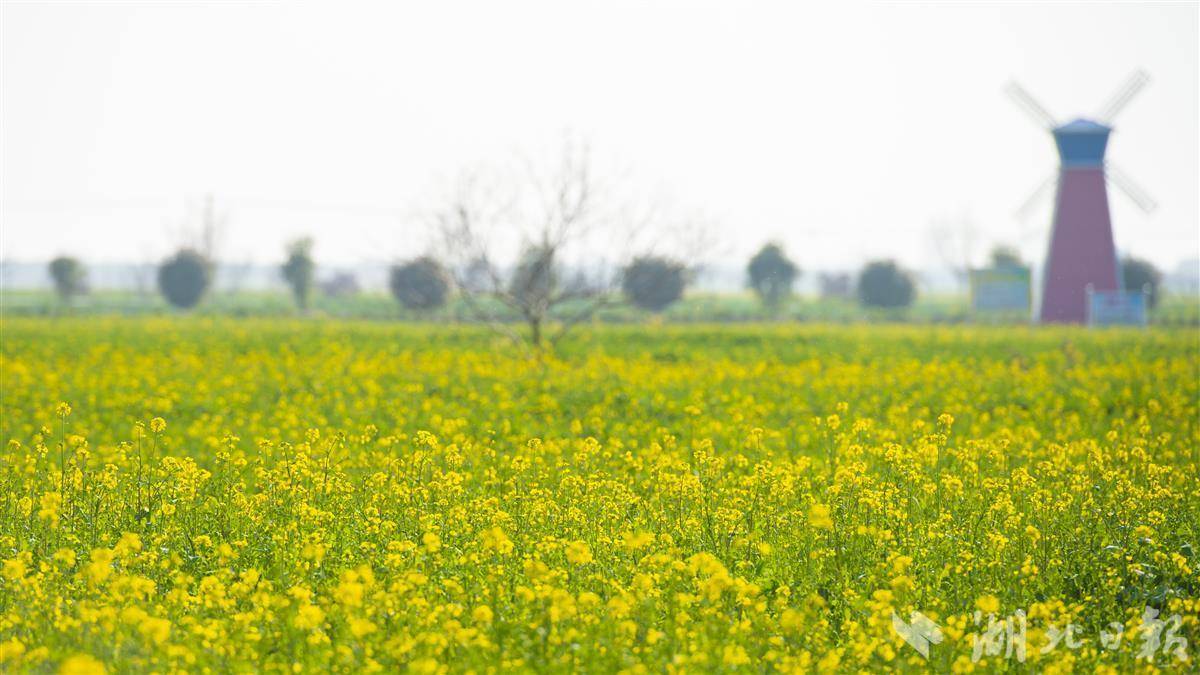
[2,0,1197,273]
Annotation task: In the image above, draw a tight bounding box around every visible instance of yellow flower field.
[1,318,1197,673]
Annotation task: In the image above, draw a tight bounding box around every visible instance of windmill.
[1007,70,1156,324]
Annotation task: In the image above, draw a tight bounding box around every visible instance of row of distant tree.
[44,242,1164,320]
[50,243,1164,306]
[41,142,1166,347]
[46,242,915,309]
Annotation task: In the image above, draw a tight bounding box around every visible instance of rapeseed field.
[1,318,1197,673]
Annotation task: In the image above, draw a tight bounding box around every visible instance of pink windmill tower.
[1007,71,1157,323]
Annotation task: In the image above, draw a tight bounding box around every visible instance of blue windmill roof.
[1052,118,1111,166]
[1055,118,1111,134]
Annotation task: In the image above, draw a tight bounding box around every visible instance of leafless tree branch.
[431,136,712,350]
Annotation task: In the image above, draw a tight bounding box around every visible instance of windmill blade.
[1015,173,1057,221]
[1107,163,1157,214]
[1096,69,1150,123]
[1004,81,1057,129]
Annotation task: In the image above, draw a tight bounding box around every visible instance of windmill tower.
[1007,71,1156,323]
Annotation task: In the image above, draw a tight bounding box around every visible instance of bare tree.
[928,213,980,292]
[127,241,160,298]
[169,194,229,286]
[433,138,702,349]
[197,193,227,262]
[222,254,255,295]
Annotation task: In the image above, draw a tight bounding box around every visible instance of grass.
[4,288,1198,326]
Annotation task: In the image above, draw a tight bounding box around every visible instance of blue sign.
[970,267,1032,313]
[1086,288,1148,326]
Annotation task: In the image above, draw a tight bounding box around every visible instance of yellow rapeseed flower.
[809,503,834,530]
[422,532,442,554]
[348,618,377,638]
[294,604,325,631]
[0,637,25,664]
[564,540,593,565]
[1,320,1194,672]
[471,605,494,625]
[975,594,1001,614]
[481,527,514,556]
[59,654,106,675]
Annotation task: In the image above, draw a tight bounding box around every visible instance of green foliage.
[858,260,915,309]
[1121,256,1163,309]
[747,243,798,312]
[157,249,211,310]
[281,238,316,310]
[622,256,687,313]
[47,257,87,303]
[389,257,449,311]
[6,287,1198,326]
[990,246,1023,269]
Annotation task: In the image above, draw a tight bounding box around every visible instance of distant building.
[818,272,853,300]
[1164,258,1200,295]
[320,272,360,297]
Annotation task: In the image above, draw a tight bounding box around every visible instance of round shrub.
[747,243,798,311]
[1121,256,1162,309]
[48,256,87,302]
[857,260,915,309]
[158,249,211,310]
[390,257,449,311]
[622,256,687,313]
